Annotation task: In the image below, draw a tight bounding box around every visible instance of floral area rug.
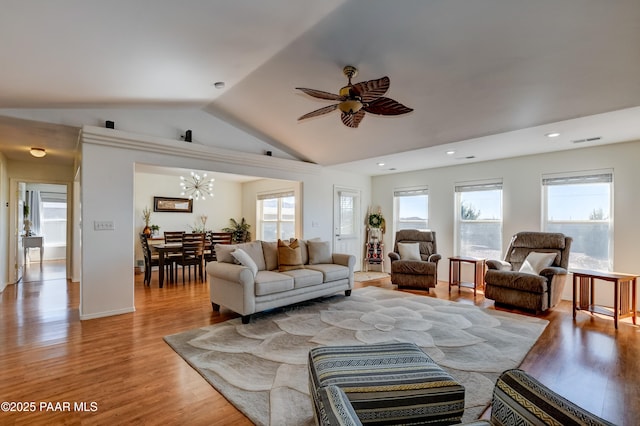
[164,287,548,426]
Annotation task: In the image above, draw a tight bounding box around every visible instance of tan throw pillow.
[261,241,279,271]
[278,239,304,272]
[308,241,332,264]
[398,242,421,261]
[215,244,238,263]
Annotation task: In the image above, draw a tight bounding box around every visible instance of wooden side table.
[449,256,486,296]
[572,269,638,329]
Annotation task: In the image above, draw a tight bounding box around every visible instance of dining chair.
[174,233,206,283]
[139,233,171,286]
[163,231,184,281]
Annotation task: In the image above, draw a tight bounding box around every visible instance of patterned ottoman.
[309,343,465,425]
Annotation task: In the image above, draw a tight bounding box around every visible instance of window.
[454,180,503,259]
[39,191,67,246]
[542,170,613,271]
[393,187,428,233]
[257,190,296,241]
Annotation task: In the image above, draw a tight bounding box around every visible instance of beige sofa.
[207,239,355,323]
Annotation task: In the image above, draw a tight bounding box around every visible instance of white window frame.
[257,190,296,241]
[392,186,429,236]
[454,179,503,259]
[542,169,614,271]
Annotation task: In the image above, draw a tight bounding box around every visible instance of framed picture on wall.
[153,196,193,213]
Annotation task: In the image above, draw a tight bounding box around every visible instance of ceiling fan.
[296,65,413,128]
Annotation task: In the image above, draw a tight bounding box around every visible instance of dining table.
[153,241,213,287]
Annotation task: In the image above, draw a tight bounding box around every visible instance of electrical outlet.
[94,221,115,231]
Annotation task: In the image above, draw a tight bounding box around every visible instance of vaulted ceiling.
[2,0,640,174]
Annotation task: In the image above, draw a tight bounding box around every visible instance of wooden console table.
[449,256,486,296]
[23,236,44,264]
[572,269,638,329]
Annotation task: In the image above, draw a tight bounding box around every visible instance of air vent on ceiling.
[572,136,602,144]
[455,155,476,160]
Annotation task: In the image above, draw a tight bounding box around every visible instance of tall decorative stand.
[364,227,384,272]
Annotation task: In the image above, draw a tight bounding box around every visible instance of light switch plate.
[94,221,115,231]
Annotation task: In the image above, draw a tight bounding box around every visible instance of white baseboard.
[79,306,135,320]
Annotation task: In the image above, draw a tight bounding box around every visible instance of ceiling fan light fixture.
[30,147,46,158]
[338,99,363,114]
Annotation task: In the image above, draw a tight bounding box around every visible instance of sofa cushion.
[254,270,294,296]
[231,248,258,277]
[308,241,332,265]
[215,243,238,263]
[236,241,266,271]
[278,239,305,272]
[484,270,548,293]
[391,260,436,275]
[306,264,349,282]
[519,251,557,275]
[282,268,324,288]
[261,241,279,271]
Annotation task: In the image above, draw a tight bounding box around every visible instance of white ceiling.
[1,0,640,174]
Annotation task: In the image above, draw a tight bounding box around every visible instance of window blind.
[455,180,503,193]
[257,190,295,200]
[393,186,428,197]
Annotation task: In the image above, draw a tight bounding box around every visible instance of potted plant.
[150,224,160,237]
[222,217,251,243]
[142,207,152,236]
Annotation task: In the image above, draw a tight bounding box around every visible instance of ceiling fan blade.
[364,97,413,116]
[341,110,366,128]
[296,87,343,101]
[298,104,338,121]
[351,76,390,103]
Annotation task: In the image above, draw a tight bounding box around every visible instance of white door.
[333,186,361,270]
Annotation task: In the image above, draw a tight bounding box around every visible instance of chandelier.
[179,171,215,201]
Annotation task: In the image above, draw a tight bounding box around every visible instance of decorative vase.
[143,226,151,237]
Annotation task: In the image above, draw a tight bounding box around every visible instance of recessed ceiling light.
[446,150,455,155]
[545,132,560,138]
[213,81,225,89]
[377,162,385,166]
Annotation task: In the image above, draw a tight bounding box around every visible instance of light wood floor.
[1,264,637,425]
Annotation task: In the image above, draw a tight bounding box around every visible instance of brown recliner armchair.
[484,231,572,313]
[388,230,441,292]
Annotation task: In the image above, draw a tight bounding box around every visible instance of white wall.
[372,139,640,307]
[80,126,370,319]
[0,107,296,160]
[0,152,8,290]
[133,171,243,266]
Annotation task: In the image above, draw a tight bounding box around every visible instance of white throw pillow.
[231,248,259,277]
[398,242,422,261]
[519,252,557,275]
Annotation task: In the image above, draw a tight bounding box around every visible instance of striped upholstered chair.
[312,368,615,426]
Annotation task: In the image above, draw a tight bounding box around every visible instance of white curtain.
[26,190,42,236]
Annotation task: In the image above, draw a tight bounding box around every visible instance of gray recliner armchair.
[388,229,441,292]
[484,231,572,313]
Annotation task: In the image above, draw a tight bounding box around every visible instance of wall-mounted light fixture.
[30,147,46,158]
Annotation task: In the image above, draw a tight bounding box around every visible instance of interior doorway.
[20,182,68,283]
